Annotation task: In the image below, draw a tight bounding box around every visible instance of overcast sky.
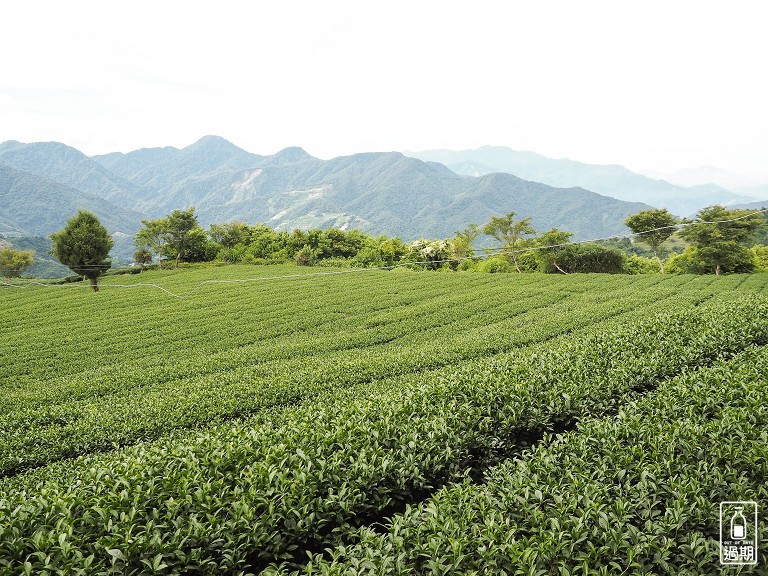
[1,1,766,178]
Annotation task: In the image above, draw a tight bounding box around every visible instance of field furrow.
[1,293,766,575]
[300,345,768,575]
[0,274,705,475]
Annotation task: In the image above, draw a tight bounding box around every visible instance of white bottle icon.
[731,506,747,540]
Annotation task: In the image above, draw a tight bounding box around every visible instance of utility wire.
[2,208,767,298]
[5,208,768,271]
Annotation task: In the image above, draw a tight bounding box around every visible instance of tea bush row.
[0,278,691,475]
[299,345,768,575]
[1,296,766,574]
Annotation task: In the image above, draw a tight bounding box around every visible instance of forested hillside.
[1,137,651,246]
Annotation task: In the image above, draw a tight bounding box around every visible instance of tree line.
[1,205,766,289]
[127,207,638,274]
[127,204,768,278]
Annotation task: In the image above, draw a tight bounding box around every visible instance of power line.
[2,208,767,298]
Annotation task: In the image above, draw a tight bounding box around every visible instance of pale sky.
[1,1,767,178]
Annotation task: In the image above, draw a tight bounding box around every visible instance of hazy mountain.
[0,163,142,237]
[731,199,768,210]
[406,146,755,215]
[91,136,264,211]
[2,137,654,252]
[156,151,652,241]
[94,135,262,179]
[260,146,314,166]
[0,141,146,206]
[641,165,768,192]
[93,140,654,240]
[734,184,768,200]
[0,141,28,156]
[94,146,179,179]
[93,138,322,217]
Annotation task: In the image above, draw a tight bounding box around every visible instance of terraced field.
[1,266,767,575]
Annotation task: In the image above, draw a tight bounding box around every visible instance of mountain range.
[406,146,762,216]
[0,162,142,237]
[1,136,652,240]
[639,165,768,192]
[733,199,768,210]
[2,136,764,276]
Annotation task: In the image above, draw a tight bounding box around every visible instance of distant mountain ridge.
[732,199,768,210]
[170,151,653,241]
[0,141,145,205]
[0,163,142,237]
[733,184,768,200]
[2,136,657,263]
[639,165,768,191]
[406,146,757,216]
[85,136,258,214]
[88,139,652,240]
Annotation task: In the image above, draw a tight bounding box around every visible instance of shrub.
[295,246,318,266]
[624,254,661,274]
[478,257,512,273]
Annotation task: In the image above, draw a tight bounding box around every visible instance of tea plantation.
[1,266,766,575]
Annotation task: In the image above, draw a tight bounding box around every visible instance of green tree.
[754,210,768,245]
[136,208,208,268]
[135,218,168,268]
[666,245,708,274]
[50,211,113,291]
[295,245,318,266]
[0,247,35,277]
[678,206,765,275]
[450,224,479,266]
[481,212,536,273]
[181,228,217,262]
[377,236,407,266]
[209,221,251,249]
[287,229,309,256]
[534,228,574,274]
[133,248,153,270]
[352,246,385,268]
[164,208,203,268]
[752,245,768,271]
[248,225,288,261]
[322,228,366,258]
[625,209,677,273]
